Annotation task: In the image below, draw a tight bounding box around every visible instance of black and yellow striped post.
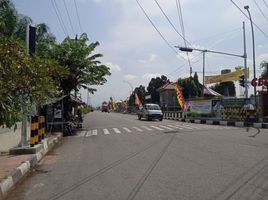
[38,116,42,143]
[30,116,35,147]
[41,116,45,140]
[34,116,39,145]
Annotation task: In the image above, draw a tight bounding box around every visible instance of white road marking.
[167,125,180,129]
[159,125,174,130]
[103,129,110,135]
[133,127,143,132]
[141,126,152,131]
[113,128,121,134]
[92,129,98,135]
[123,127,132,133]
[150,126,164,130]
[85,131,92,137]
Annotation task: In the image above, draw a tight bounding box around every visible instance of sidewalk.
[0,133,62,200]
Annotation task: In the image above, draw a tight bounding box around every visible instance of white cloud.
[142,73,161,81]
[149,54,157,62]
[124,74,138,81]
[106,62,121,72]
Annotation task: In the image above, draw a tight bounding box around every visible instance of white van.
[137,104,163,121]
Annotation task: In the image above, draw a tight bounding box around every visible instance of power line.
[51,0,68,35]
[175,0,192,75]
[63,0,75,36]
[73,0,83,33]
[135,0,182,57]
[153,0,191,45]
[253,0,268,24]
[230,0,268,39]
[263,0,268,9]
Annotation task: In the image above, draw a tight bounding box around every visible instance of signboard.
[222,98,246,108]
[188,99,211,113]
[204,68,249,84]
[251,77,268,87]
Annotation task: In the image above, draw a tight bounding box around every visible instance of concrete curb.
[0,133,62,200]
[163,116,268,129]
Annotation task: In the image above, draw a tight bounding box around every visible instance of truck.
[101,101,109,112]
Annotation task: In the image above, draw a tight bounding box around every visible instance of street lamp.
[123,81,133,95]
[244,5,257,108]
[175,46,245,96]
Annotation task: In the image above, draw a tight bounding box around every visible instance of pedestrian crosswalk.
[75,123,234,138]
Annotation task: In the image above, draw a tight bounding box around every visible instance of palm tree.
[0,0,17,36]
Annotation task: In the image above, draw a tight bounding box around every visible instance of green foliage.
[128,85,146,106]
[177,75,202,99]
[0,0,17,37]
[260,61,268,77]
[0,37,68,127]
[210,82,236,97]
[186,112,216,118]
[50,34,111,95]
[147,75,169,103]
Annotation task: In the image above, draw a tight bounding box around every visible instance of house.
[156,82,180,111]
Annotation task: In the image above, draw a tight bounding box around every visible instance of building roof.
[156,82,176,92]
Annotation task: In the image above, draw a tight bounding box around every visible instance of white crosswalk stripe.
[113,128,121,134]
[133,127,143,132]
[159,125,174,130]
[103,129,110,135]
[92,129,98,135]
[141,126,152,131]
[150,126,164,130]
[123,127,132,133]
[85,131,92,137]
[167,125,182,129]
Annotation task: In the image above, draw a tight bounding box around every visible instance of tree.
[260,61,268,77]
[210,82,236,97]
[129,85,146,106]
[0,0,17,37]
[147,75,170,103]
[177,76,201,99]
[0,37,68,127]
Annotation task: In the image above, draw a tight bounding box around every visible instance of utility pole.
[243,21,248,98]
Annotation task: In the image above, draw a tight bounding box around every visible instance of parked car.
[137,103,163,121]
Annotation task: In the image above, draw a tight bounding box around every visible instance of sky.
[13,0,268,106]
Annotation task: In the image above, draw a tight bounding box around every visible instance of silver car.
[137,103,163,121]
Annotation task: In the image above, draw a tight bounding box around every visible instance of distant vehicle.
[101,101,109,112]
[137,103,163,121]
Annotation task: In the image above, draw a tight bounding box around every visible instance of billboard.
[204,68,249,84]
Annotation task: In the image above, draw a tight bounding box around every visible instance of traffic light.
[239,75,245,87]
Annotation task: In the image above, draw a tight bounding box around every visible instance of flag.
[135,93,143,109]
[175,83,186,112]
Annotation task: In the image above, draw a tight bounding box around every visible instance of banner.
[175,83,186,112]
[204,68,249,84]
[188,99,212,113]
[135,93,143,109]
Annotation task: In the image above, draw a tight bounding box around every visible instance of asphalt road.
[6,112,268,200]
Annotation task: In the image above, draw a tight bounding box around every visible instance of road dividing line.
[92,129,98,136]
[150,126,164,131]
[113,128,121,134]
[159,125,174,130]
[85,131,92,137]
[123,127,131,133]
[133,127,143,132]
[103,129,110,135]
[141,126,152,131]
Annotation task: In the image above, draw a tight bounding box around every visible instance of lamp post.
[244,5,257,108]
[123,81,133,95]
[175,46,245,96]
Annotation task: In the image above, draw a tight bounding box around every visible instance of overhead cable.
[51,0,68,35]
[253,0,268,24]
[153,0,191,45]
[175,0,192,74]
[63,0,75,36]
[73,0,83,33]
[230,0,268,39]
[135,0,184,59]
